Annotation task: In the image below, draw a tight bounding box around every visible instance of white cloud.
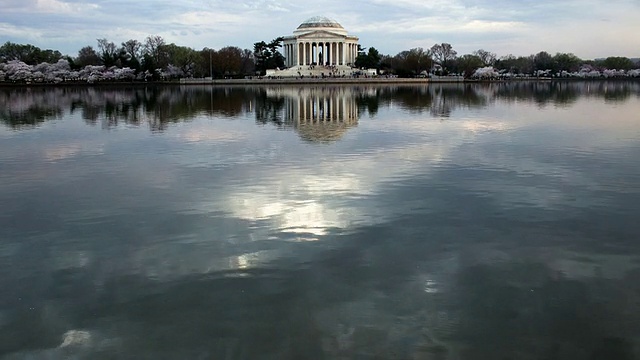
[35,0,99,14]
[210,115,508,238]
[460,20,525,33]
[0,22,43,40]
[370,0,467,13]
[173,126,247,143]
[0,0,638,58]
[354,17,525,35]
[172,11,247,28]
[42,142,105,162]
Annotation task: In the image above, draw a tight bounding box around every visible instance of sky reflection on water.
[0,82,640,359]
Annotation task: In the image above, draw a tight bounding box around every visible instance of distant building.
[281,16,359,67]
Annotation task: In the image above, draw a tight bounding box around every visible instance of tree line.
[1,37,639,83]
[358,44,639,78]
[0,37,256,82]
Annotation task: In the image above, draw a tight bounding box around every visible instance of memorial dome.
[297,16,344,30]
[293,16,348,36]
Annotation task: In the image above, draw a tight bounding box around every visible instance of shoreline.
[0,77,638,88]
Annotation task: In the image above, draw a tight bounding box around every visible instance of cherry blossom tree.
[159,64,184,79]
[113,67,136,80]
[31,59,73,82]
[472,66,499,79]
[4,60,33,81]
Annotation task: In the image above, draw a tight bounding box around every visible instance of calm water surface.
[1,82,640,359]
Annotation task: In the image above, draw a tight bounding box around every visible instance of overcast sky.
[1,0,638,60]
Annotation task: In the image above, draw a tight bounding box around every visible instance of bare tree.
[473,49,497,67]
[143,35,166,66]
[97,38,118,66]
[121,39,142,61]
[240,49,255,76]
[430,43,457,72]
[406,47,432,75]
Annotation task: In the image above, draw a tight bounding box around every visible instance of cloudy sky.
[1,0,638,59]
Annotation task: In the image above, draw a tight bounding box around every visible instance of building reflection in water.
[266,86,359,143]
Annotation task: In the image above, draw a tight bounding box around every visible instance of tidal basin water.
[1,82,640,359]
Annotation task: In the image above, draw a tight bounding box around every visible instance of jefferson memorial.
[267,16,360,77]
[282,16,359,67]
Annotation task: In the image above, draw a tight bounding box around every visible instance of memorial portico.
[281,16,359,68]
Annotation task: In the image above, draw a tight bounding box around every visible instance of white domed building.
[280,16,359,69]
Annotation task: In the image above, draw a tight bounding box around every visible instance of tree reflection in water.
[2,81,638,131]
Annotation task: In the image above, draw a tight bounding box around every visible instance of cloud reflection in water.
[0,82,640,359]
